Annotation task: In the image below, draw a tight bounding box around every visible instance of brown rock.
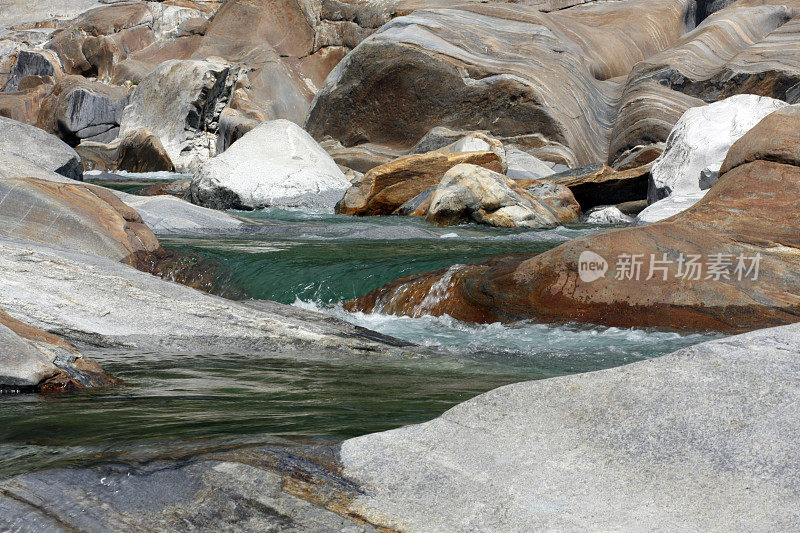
[720,105,800,173]
[0,84,52,123]
[336,151,503,216]
[117,129,175,173]
[347,108,800,332]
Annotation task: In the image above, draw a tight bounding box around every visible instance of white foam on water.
[293,299,722,362]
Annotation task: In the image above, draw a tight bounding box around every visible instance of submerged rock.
[0,116,83,181]
[426,164,578,228]
[336,151,503,216]
[189,120,351,212]
[0,309,114,393]
[347,106,800,332]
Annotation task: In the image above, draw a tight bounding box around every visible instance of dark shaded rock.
[117,129,176,173]
[549,163,651,210]
[36,75,128,146]
[2,49,62,92]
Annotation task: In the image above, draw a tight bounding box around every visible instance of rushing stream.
[0,194,723,479]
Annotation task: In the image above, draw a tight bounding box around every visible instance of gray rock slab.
[339,323,800,530]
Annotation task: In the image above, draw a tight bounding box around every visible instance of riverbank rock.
[0,237,411,355]
[2,49,62,92]
[306,0,695,165]
[0,176,162,269]
[581,205,633,224]
[426,164,578,228]
[347,106,800,332]
[189,119,350,211]
[648,94,788,204]
[505,147,555,180]
[0,116,83,181]
[336,151,503,216]
[0,309,114,393]
[115,59,232,173]
[336,322,800,530]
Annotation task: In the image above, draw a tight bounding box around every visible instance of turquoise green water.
[0,205,722,479]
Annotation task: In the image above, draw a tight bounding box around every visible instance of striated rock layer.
[307,0,695,166]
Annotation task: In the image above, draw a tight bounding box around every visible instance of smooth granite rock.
[189,119,351,211]
[306,0,695,164]
[504,147,555,180]
[114,190,246,234]
[0,177,162,268]
[336,150,503,216]
[0,116,83,181]
[338,322,800,530]
[581,205,634,224]
[0,235,411,354]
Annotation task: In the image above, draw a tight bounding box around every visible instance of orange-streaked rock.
[347,107,800,332]
[336,151,503,216]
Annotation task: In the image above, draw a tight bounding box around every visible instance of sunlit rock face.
[347,106,800,333]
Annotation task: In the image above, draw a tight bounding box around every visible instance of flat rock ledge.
[2,323,799,531]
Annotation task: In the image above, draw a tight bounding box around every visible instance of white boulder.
[648,94,787,208]
[189,120,351,212]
